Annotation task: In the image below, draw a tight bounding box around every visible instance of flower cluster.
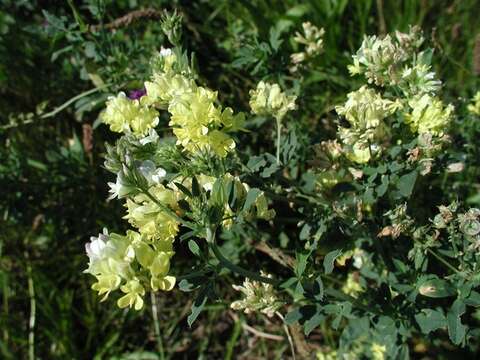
[290,22,325,70]
[230,272,281,317]
[378,204,414,239]
[102,92,159,136]
[349,26,441,97]
[85,229,175,310]
[335,86,400,163]
[249,81,296,121]
[143,48,245,157]
[405,94,454,135]
[334,27,452,164]
[84,41,281,310]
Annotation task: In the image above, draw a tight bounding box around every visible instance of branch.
[89,8,163,32]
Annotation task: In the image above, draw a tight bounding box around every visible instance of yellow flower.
[143,74,196,108]
[102,92,159,136]
[405,94,453,135]
[117,278,145,310]
[371,343,387,360]
[249,81,296,120]
[336,86,399,130]
[341,273,364,298]
[124,185,180,241]
[151,275,176,291]
[140,51,243,157]
[468,91,480,116]
[91,274,122,301]
[168,86,240,157]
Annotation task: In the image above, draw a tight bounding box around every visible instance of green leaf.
[415,309,446,334]
[447,299,467,345]
[27,159,48,172]
[295,252,309,277]
[269,26,283,52]
[418,277,455,298]
[286,4,311,17]
[294,280,305,299]
[284,308,302,325]
[247,155,266,172]
[376,175,389,197]
[304,312,324,336]
[363,187,375,204]
[178,275,206,292]
[42,10,67,32]
[323,249,342,274]
[187,285,209,327]
[242,188,261,212]
[188,240,201,257]
[397,171,417,197]
[299,224,311,241]
[174,182,192,198]
[280,277,298,289]
[191,176,200,197]
[227,180,236,208]
[465,290,480,306]
[312,276,324,301]
[260,163,279,177]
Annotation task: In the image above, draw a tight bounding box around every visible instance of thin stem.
[426,248,460,274]
[2,273,9,346]
[150,292,165,360]
[263,190,310,207]
[276,312,296,360]
[276,118,282,165]
[1,84,111,130]
[25,251,36,360]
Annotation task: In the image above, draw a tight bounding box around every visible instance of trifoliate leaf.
[415,309,446,334]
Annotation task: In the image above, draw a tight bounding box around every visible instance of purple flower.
[128,88,146,100]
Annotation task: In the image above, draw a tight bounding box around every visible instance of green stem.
[207,227,277,285]
[2,272,9,347]
[276,312,296,360]
[150,293,165,360]
[276,118,282,165]
[1,84,112,130]
[426,248,460,274]
[25,251,36,360]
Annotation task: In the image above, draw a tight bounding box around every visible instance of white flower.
[159,47,173,57]
[107,172,135,200]
[151,168,167,184]
[138,160,167,185]
[85,228,109,262]
[139,129,159,145]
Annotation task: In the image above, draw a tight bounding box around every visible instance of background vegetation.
[1,0,479,358]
